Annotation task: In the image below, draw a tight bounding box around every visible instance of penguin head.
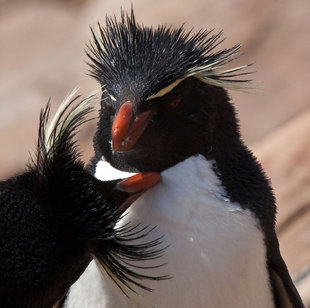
[0,90,164,307]
[88,10,254,172]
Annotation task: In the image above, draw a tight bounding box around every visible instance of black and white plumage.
[67,10,304,308]
[0,89,165,308]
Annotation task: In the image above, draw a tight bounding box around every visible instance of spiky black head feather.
[87,9,253,104]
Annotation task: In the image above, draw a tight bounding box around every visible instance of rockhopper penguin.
[66,10,304,308]
[0,89,165,308]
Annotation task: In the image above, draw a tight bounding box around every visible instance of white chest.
[66,155,274,308]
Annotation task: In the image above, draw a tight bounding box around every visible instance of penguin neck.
[96,139,276,231]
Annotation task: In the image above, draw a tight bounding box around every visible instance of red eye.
[170,98,182,107]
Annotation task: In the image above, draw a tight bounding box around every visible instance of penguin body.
[67,155,273,307]
[67,10,304,308]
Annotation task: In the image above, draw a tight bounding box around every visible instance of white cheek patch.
[95,157,137,181]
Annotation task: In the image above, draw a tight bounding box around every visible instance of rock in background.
[0,0,309,305]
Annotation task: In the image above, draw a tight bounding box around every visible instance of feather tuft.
[91,223,170,305]
[34,89,98,178]
[87,9,255,101]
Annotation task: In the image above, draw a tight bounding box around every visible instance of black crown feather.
[87,9,254,102]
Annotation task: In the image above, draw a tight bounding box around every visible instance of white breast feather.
[66,155,275,308]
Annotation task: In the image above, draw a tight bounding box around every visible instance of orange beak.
[116,172,162,213]
[117,172,162,193]
[111,101,151,152]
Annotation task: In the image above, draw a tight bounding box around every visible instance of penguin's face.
[96,76,240,172]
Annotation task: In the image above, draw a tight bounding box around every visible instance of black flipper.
[268,236,304,308]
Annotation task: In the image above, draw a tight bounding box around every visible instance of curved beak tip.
[111,102,151,152]
[111,128,122,151]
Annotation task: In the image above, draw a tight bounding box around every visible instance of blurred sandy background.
[0,0,309,305]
